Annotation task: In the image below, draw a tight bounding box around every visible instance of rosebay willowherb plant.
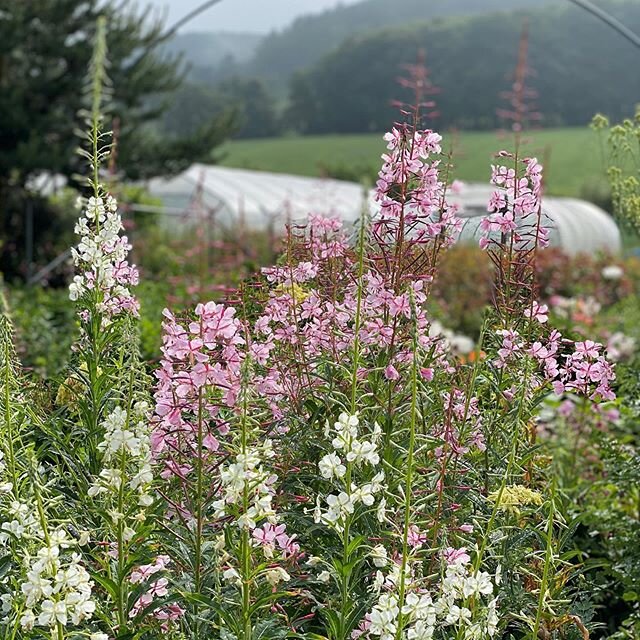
[0,21,627,640]
[146,104,616,640]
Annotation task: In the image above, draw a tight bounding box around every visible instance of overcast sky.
[148,0,361,34]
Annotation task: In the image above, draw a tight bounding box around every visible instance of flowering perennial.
[69,194,139,318]
[313,412,385,534]
[480,155,548,252]
[0,54,629,638]
[20,537,95,632]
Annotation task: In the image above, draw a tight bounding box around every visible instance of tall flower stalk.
[68,16,139,474]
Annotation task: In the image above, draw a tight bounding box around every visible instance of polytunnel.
[144,165,621,255]
[144,164,367,228]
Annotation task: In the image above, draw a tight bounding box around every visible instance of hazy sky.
[148,0,361,34]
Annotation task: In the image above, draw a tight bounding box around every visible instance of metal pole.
[566,0,640,50]
[164,0,225,40]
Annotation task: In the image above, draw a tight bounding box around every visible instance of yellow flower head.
[274,282,310,306]
[488,484,543,515]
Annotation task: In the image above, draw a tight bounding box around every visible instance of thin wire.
[161,0,640,52]
[164,0,226,40]
[566,0,640,49]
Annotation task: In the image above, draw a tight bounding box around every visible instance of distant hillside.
[246,0,552,84]
[162,31,263,81]
[286,0,640,133]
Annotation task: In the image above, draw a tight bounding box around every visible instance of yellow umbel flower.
[488,484,543,515]
[274,282,311,305]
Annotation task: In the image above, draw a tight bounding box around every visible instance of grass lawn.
[220,127,610,198]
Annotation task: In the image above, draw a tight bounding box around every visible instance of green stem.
[193,388,205,639]
[115,372,135,629]
[115,443,128,628]
[338,205,368,640]
[33,471,51,546]
[395,292,420,640]
[349,204,367,412]
[2,335,18,490]
[239,365,253,640]
[532,479,556,639]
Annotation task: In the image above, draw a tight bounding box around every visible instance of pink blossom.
[407,525,427,548]
[444,547,471,565]
[524,301,549,324]
[384,364,400,381]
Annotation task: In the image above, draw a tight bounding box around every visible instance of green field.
[221,128,609,199]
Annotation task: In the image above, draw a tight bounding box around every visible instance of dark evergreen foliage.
[0,0,234,280]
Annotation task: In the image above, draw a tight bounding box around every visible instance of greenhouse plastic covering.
[145,165,621,255]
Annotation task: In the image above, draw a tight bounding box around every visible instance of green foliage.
[162,77,279,140]
[593,109,640,236]
[2,16,640,636]
[161,83,237,139]
[0,0,227,185]
[0,188,77,283]
[554,372,640,637]
[5,286,76,378]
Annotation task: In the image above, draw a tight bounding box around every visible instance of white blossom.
[20,610,35,630]
[319,452,346,479]
[602,264,623,280]
[370,544,388,568]
[369,593,400,640]
[317,570,331,583]
[265,567,291,586]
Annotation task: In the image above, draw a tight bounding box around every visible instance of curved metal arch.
[164,1,640,52]
[163,0,226,40]
[566,0,640,50]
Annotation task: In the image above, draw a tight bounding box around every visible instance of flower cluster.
[488,484,544,515]
[496,326,616,402]
[606,331,636,362]
[375,126,462,247]
[0,499,42,544]
[551,339,616,400]
[137,119,625,640]
[313,413,385,534]
[129,555,184,626]
[152,303,244,471]
[19,534,95,632]
[480,155,549,251]
[69,195,139,318]
[216,439,277,529]
[362,550,499,640]
[88,402,154,507]
[548,295,601,323]
[151,305,300,620]
[255,216,458,417]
